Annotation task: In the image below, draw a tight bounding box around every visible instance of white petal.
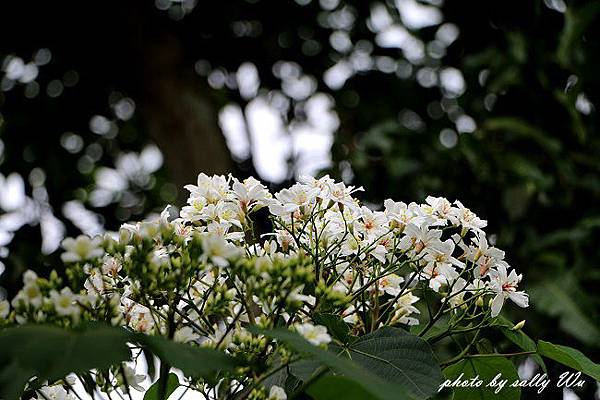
[490,293,505,317]
[508,291,529,308]
[61,252,81,263]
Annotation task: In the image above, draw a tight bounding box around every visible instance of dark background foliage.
[0,1,598,398]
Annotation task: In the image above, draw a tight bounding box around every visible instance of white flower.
[139,220,160,240]
[23,270,38,284]
[173,219,194,241]
[180,195,207,222]
[489,264,528,317]
[60,235,104,263]
[127,304,156,333]
[325,181,363,210]
[384,199,413,227]
[84,268,105,297]
[295,323,332,346]
[102,256,122,277]
[424,196,454,223]
[376,274,404,296]
[197,203,219,222]
[420,263,456,292]
[122,365,146,391]
[232,176,271,213]
[407,202,438,227]
[207,221,245,241]
[420,239,462,291]
[450,200,487,232]
[399,224,443,254]
[298,174,334,197]
[290,292,316,309]
[367,243,388,263]
[184,173,230,204]
[201,234,241,267]
[341,304,360,324]
[190,271,225,300]
[50,287,80,317]
[37,385,76,400]
[356,206,389,240]
[0,300,10,319]
[340,235,360,257]
[65,375,77,386]
[174,326,200,343]
[269,385,287,400]
[392,293,421,326]
[464,232,505,277]
[13,282,43,309]
[275,229,296,252]
[423,239,463,269]
[268,183,320,217]
[217,201,244,228]
[150,248,171,268]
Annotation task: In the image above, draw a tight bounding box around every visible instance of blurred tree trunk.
[139,34,233,196]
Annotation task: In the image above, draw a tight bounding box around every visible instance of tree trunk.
[139,33,233,197]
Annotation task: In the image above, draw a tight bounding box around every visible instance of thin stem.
[440,349,536,368]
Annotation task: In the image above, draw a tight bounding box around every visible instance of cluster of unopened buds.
[2,173,528,398]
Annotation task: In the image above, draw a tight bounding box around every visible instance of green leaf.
[144,373,180,400]
[312,313,352,344]
[0,323,131,400]
[285,373,303,395]
[254,327,413,400]
[307,376,377,400]
[347,327,442,399]
[289,359,323,381]
[474,338,494,355]
[139,335,241,381]
[538,341,600,381]
[0,323,242,400]
[443,357,520,400]
[492,316,547,372]
[261,355,288,390]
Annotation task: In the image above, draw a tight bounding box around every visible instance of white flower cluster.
[2,173,529,399]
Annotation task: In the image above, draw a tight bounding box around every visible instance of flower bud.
[511,320,526,331]
[119,227,133,246]
[475,296,484,307]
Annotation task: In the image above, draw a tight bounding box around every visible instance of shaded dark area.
[0,1,599,398]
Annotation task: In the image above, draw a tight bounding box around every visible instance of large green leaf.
[255,327,413,400]
[538,341,600,381]
[347,327,442,399]
[289,359,322,381]
[0,323,131,400]
[443,357,520,400]
[140,335,241,381]
[144,373,180,400]
[307,376,377,400]
[0,323,243,400]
